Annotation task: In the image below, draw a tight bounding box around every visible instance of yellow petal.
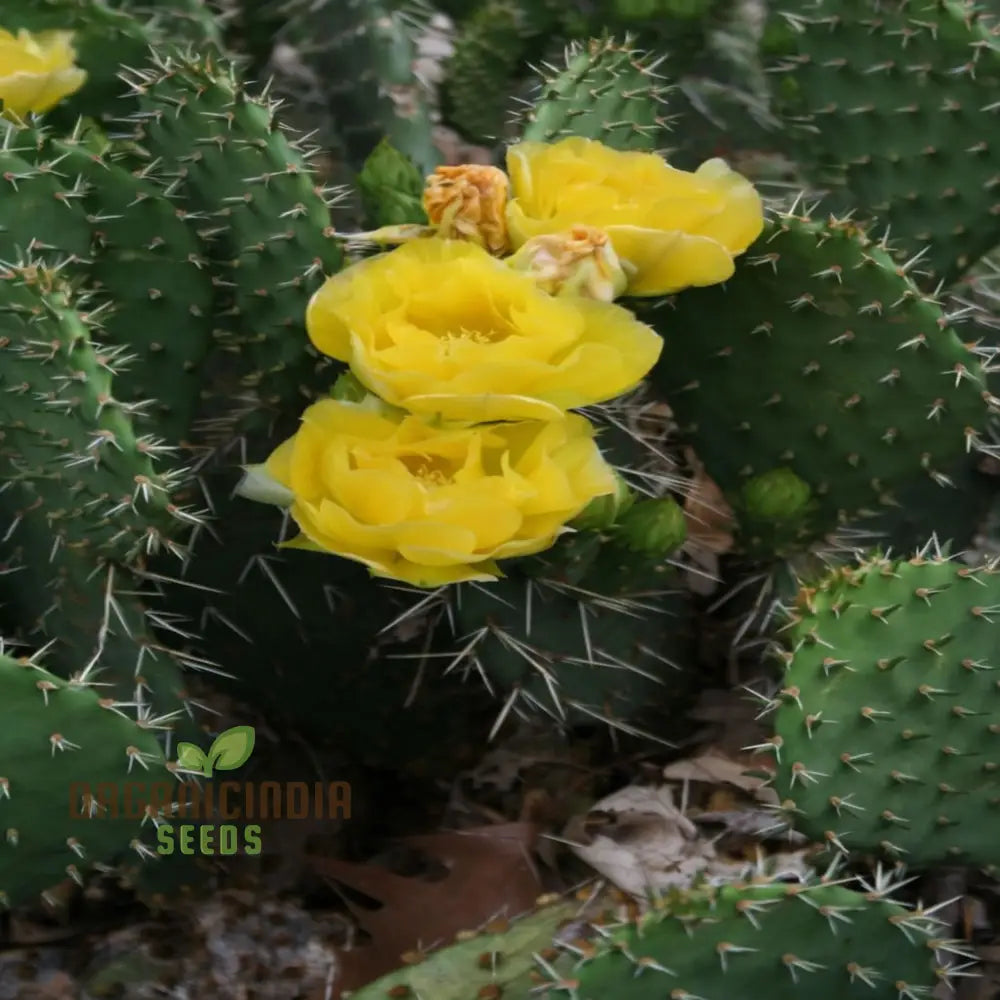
[609,227,736,295]
[505,138,764,297]
[0,29,85,118]
[403,393,566,422]
[370,560,501,586]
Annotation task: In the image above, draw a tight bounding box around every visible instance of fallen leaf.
[682,449,735,556]
[563,781,813,898]
[309,822,544,995]
[562,785,715,898]
[662,749,776,805]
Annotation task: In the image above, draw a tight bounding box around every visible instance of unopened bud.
[613,497,687,556]
[740,468,812,521]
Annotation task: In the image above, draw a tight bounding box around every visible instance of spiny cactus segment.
[641,211,998,550]
[516,36,674,149]
[0,644,176,908]
[765,0,1000,286]
[347,875,965,999]
[763,543,1000,868]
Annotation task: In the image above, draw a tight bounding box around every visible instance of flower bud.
[422,163,510,255]
[506,226,628,302]
[570,471,636,531]
[740,468,812,522]
[613,496,688,556]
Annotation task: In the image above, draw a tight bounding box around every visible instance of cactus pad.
[765,0,1000,285]
[768,547,1000,867]
[0,265,197,564]
[641,212,996,547]
[0,647,175,908]
[349,878,957,999]
[517,37,673,151]
[447,570,695,734]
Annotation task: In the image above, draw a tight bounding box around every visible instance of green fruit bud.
[356,138,428,227]
[570,472,636,531]
[740,468,812,522]
[613,497,687,556]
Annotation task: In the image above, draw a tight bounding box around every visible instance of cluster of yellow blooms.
[0,27,765,588]
[248,138,764,586]
[0,27,86,120]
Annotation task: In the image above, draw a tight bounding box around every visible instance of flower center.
[399,453,456,485]
[406,301,514,345]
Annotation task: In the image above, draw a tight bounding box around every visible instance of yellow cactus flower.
[242,397,617,587]
[507,225,628,302]
[422,163,510,255]
[305,238,663,423]
[505,137,764,296]
[0,28,86,120]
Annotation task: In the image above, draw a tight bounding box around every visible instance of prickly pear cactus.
[517,37,673,149]
[348,877,956,999]
[0,647,176,908]
[765,0,1000,285]
[116,52,345,434]
[639,211,996,549]
[0,265,197,565]
[446,568,696,735]
[766,546,1000,868]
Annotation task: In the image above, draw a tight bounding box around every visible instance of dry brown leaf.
[309,822,544,995]
[682,449,735,556]
[662,750,775,805]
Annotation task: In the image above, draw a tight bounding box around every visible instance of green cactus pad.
[117,52,345,434]
[344,897,580,999]
[640,212,995,549]
[0,265,198,564]
[348,878,955,999]
[0,648,176,908]
[535,880,954,1000]
[104,0,224,49]
[8,120,217,442]
[765,0,1000,285]
[0,529,201,738]
[0,136,93,264]
[447,570,695,733]
[768,548,1000,867]
[517,37,673,151]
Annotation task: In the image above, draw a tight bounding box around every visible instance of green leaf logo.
[176,726,256,777]
[177,742,208,772]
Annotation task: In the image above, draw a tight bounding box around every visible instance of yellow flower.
[243,397,617,587]
[505,137,764,296]
[0,28,86,120]
[507,225,628,302]
[422,163,510,255]
[305,238,663,422]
